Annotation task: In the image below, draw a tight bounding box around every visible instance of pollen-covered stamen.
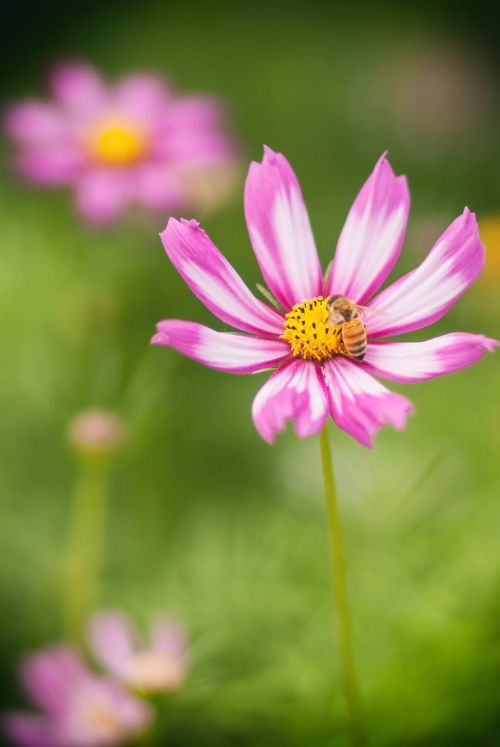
[281,296,342,361]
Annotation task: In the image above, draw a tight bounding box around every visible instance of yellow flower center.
[282,296,343,361]
[82,701,127,739]
[88,122,147,165]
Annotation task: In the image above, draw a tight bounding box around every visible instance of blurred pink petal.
[326,154,410,303]
[152,320,289,373]
[15,147,84,186]
[112,74,170,124]
[87,611,189,694]
[49,62,106,117]
[157,133,235,165]
[20,647,88,718]
[3,714,56,747]
[154,97,235,164]
[87,612,139,679]
[133,164,183,211]
[245,146,323,309]
[151,618,187,659]
[63,678,151,744]
[5,103,71,144]
[75,170,128,225]
[159,96,225,131]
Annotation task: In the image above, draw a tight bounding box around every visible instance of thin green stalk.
[319,425,365,746]
[62,456,109,640]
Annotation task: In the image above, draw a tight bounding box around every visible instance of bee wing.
[327,310,345,324]
[356,304,391,321]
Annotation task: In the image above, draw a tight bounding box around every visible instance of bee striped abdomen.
[341,319,367,361]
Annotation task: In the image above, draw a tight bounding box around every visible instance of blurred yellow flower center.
[89,123,147,165]
[124,650,185,693]
[83,702,126,738]
[282,296,341,361]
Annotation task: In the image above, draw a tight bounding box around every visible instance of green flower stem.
[63,455,110,640]
[319,425,365,746]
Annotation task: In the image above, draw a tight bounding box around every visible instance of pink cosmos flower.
[5,62,236,225]
[88,611,188,694]
[152,147,497,447]
[3,646,152,747]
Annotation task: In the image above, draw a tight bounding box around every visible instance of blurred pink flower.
[5,62,237,225]
[88,611,188,694]
[3,646,152,746]
[153,147,498,447]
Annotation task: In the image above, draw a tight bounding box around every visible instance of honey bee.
[327,294,368,361]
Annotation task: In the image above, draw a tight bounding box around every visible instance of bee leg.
[333,325,346,355]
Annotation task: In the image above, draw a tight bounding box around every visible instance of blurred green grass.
[1,2,500,745]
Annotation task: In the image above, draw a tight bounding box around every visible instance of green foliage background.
[1,2,500,745]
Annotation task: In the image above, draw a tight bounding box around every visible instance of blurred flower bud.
[69,409,127,457]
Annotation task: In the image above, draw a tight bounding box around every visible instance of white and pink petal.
[160,218,284,336]
[252,360,329,443]
[322,358,414,447]
[367,209,484,337]
[327,154,410,304]
[152,320,289,374]
[362,333,499,383]
[244,146,323,309]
